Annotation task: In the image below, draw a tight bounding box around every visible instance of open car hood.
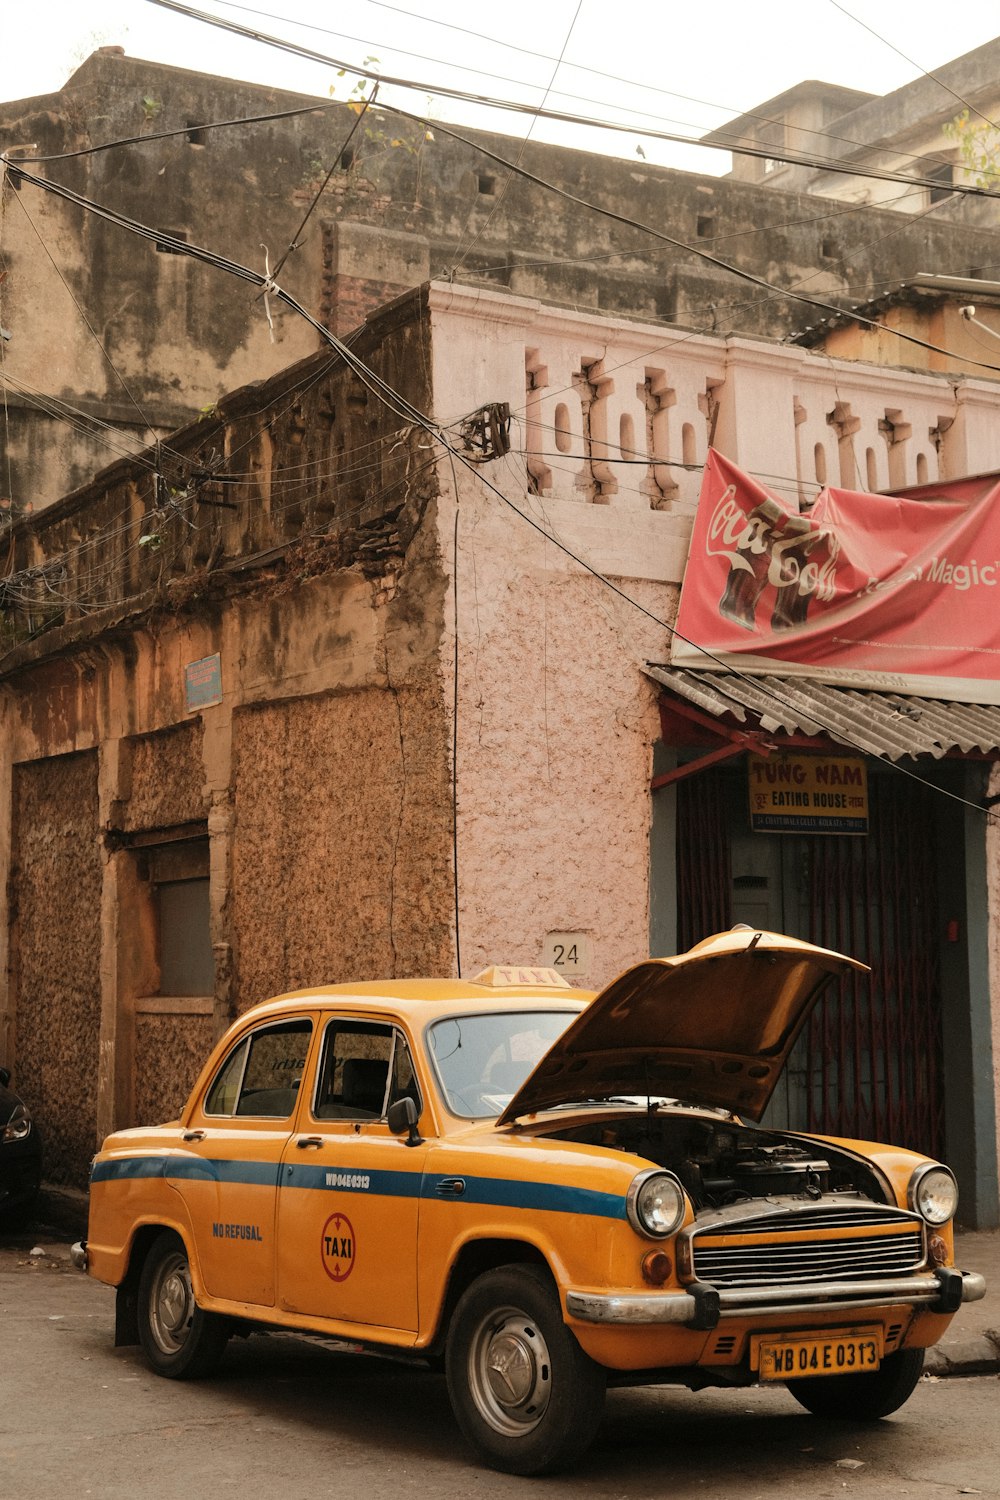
[497,928,868,1125]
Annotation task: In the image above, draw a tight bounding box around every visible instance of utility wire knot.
[260,244,280,343]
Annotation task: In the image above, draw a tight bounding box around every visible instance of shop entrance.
[677,764,945,1160]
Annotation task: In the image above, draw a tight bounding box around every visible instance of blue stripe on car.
[91,1155,627,1220]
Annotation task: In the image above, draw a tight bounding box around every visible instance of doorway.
[677,763,945,1159]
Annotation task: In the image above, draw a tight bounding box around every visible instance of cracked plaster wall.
[0,491,450,1179]
[10,751,102,1187]
[120,721,206,830]
[230,681,454,1007]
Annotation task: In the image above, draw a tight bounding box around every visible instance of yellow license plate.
[757,1329,883,1381]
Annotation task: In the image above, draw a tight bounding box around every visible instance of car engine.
[546,1110,888,1210]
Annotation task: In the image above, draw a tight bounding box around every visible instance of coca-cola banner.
[671,449,1000,703]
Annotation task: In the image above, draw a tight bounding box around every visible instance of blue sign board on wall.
[185,652,223,712]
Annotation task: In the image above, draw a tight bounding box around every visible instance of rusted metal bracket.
[651,734,774,790]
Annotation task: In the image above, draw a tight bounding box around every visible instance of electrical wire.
[16,100,348,163]
[366,0,997,181]
[165,0,995,188]
[18,113,967,315]
[386,107,1000,375]
[0,369,165,470]
[0,192,15,507]
[4,118,997,815]
[829,1,1000,135]
[15,54,989,201]
[448,450,462,978]
[446,0,583,279]
[141,0,1000,200]
[9,33,1000,315]
[267,91,376,283]
[0,435,442,617]
[471,178,971,445]
[9,189,169,455]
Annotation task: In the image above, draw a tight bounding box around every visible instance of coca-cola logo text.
[707,487,839,604]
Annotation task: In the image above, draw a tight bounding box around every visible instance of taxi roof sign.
[472,965,572,989]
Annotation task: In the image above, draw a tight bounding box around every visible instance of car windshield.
[427,1009,581,1119]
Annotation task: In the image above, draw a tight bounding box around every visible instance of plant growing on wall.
[327,62,433,182]
[941,109,1000,190]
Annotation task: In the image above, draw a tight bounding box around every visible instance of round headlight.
[627,1170,686,1239]
[908,1163,958,1225]
[1,1103,31,1145]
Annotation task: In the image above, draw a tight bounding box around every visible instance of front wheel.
[445,1263,606,1476]
[137,1230,230,1379]
[786,1348,924,1420]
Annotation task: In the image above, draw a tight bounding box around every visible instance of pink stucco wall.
[449,491,670,987]
[429,289,688,987]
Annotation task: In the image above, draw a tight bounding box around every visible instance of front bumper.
[566,1267,987,1330]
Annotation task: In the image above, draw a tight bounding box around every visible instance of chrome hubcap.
[469,1308,552,1436]
[150,1252,195,1355]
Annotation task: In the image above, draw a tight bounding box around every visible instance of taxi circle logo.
[321,1211,356,1282]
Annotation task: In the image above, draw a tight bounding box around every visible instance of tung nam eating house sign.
[748,753,869,835]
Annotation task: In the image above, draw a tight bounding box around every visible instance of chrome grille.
[689,1205,925,1288]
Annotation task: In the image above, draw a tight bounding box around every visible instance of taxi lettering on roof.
[473,965,572,988]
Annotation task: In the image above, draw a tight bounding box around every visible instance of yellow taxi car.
[76,928,985,1474]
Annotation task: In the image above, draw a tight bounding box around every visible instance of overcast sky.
[4,0,1000,173]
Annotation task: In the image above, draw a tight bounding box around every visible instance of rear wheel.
[445,1263,606,1476]
[137,1230,230,1379]
[786,1348,924,1420]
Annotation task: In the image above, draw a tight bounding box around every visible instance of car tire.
[137,1229,230,1379]
[785,1347,925,1420]
[445,1263,606,1476]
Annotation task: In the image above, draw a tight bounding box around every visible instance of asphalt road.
[3,1242,999,1500]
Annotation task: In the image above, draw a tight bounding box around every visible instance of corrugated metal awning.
[645,665,1000,762]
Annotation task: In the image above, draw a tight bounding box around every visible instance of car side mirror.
[387,1096,423,1147]
[0,1067,9,1089]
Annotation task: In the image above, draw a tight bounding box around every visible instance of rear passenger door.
[170,1015,314,1308]
[276,1016,427,1336]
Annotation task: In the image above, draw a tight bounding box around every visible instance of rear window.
[204,1019,312,1118]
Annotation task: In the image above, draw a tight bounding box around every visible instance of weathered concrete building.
[6,48,1000,511]
[0,280,998,1227]
[707,35,1000,221]
[792,271,1000,391]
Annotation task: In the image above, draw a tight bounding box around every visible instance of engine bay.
[545,1109,888,1211]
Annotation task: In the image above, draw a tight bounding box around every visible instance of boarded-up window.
[146,838,213,996]
[158,877,213,994]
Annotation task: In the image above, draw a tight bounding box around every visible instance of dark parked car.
[0,1068,42,1224]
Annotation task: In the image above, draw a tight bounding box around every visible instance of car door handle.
[435,1177,466,1196]
[296,1136,323,1149]
[182,1129,205,1143]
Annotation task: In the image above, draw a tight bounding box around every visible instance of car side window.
[313,1020,419,1121]
[204,1018,312,1118]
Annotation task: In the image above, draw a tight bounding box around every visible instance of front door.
[276,1017,427,1336]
